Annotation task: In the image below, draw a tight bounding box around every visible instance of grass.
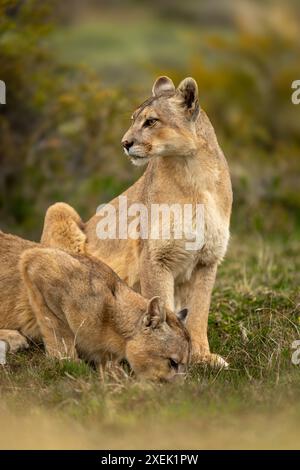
[1,232,300,449]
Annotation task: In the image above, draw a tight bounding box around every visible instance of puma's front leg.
[0,329,29,353]
[139,248,175,310]
[22,257,77,360]
[185,263,229,368]
[28,291,77,361]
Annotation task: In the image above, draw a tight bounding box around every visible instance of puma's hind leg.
[41,202,86,254]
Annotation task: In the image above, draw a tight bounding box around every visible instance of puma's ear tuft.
[176,77,199,119]
[176,308,189,323]
[152,76,175,97]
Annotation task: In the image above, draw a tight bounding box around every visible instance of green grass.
[1,233,300,449]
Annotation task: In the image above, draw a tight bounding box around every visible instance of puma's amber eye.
[143,118,158,128]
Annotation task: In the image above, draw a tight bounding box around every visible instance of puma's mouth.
[123,147,150,166]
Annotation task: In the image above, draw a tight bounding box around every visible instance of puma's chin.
[130,155,150,167]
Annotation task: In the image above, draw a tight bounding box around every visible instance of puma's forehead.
[132,93,175,121]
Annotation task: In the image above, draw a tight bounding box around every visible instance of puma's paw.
[3,331,29,353]
[207,353,229,369]
[0,340,8,365]
[192,351,229,369]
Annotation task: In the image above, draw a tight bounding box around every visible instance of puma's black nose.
[122,140,134,151]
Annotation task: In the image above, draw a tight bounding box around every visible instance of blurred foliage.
[0,0,133,237]
[0,0,300,239]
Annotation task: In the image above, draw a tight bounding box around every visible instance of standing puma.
[42,77,232,367]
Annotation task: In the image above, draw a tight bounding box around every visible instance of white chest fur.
[149,192,230,284]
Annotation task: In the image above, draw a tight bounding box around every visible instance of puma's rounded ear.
[152,76,175,97]
[176,77,199,120]
[143,296,166,328]
[176,308,189,323]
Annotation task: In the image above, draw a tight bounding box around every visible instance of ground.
[1,233,299,449]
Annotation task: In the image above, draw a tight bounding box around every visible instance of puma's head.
[126,297,191,382]
[121,76,200,166]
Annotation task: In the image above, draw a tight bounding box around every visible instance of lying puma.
[42,76,232,367]
[0,231,190,381]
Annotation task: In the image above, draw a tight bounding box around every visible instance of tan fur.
[41,202,87,254]
[0,231,190,381]
[39,76,232,367]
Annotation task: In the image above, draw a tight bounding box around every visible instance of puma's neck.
[108,285,145,342]
[146,145,219,195]
[95,288,145,360]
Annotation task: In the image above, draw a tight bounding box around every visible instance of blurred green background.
[0,0,300,239]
